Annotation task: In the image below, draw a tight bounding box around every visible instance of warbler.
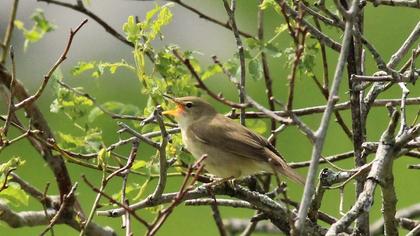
[163,95,305,185]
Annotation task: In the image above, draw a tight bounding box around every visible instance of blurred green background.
[0,0,419,235]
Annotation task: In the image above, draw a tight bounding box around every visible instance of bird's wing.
[188,114,305,184]
[187,114,285,163]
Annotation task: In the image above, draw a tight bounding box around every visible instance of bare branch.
[296,0,359,232]
[173,50,249,109]
[40,183,78,236]
[2,46,16,135]
[38,0,131,47]
[367,0,420,8]
[0,0,19,64]
[168,0,253,37]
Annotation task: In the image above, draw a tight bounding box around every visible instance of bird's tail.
[267,150,306,185]
[280,164,305,185]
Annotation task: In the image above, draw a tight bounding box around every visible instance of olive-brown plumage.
[163,96,305,185]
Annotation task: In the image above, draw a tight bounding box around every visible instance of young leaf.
[0,157,25,174]
[0,182,29,206]
[133,179,150,201]
[14,9,56,50]
[132,160,147,170]
[57,128,102,154]
[248,59,262,80]
[97,147,108,169]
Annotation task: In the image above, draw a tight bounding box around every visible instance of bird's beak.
[162,95,185,117]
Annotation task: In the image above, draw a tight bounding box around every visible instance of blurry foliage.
[0,157,28,207]
[14,9,56,50]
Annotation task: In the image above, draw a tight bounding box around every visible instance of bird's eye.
[185,102,193,108]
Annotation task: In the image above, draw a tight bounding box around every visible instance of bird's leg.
[228,178,239,191]
[205,176,235,188]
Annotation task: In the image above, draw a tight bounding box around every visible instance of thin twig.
[2,46,16,135]
[39,183,78,236]
[0,0,19,64]
[168,0,253,38]
[150,106,169,200]
[257,0,277,145]
[222,0,247,125]
[82,175,150,229]
[14,19,88,109]
[173,49,249,109]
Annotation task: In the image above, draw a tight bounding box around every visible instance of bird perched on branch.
[162,95,305,185]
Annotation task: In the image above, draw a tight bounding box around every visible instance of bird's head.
[163,95,216,127]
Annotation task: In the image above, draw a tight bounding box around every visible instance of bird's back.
[185,114,305,184]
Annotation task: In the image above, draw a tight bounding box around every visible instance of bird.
[162,95,305,185]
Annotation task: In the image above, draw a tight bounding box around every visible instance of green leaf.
[247,119,267,134]
[147,4,173,41]
[123,16,141,43]
[112,184,135,203]
[264,42,282,58]
[97,147,109,169]
[71,61,96,76]
[0,182,29,206]
[0,157,25,174]
[57,128,102,154]
[132,160,147,170]
[248,59,262,80]
[72,60,135,78]
[88,102,140,122]
[275,24,288,34]
[245,38,261,49]
[14,9,56,50]
[259,0,276,9]
[201,64,222,80]
[14,20,24,30]
[31,9,55,33]
[133,179,150,201]
[50,85,93,120]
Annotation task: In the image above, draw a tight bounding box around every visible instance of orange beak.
[162,95,185,117]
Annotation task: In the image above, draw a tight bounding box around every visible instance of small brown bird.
[163,95,305,185]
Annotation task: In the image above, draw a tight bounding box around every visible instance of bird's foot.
[206,176,235,188]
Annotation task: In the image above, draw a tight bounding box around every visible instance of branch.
[0,0,19,64]
[367,0,420,9]
[38,0,131,47]
[10,173,53,206]
[388,22,420,69]
[326,111,404,235]
[289,151,354,169]
[276,0,342,52]
[97,183,326,235]
[150,106,169,200]
[224,218,281,234]
[2,47,16,135]
[257,2,277,145]
[295,0,359,232]
[173,49,249,109]
[222,0,247,125]
[0,203,58,228]
[168,0,253,38]
[227,98,420,119]
[40,183,78,236]
[371,203,420,235]
[14,19,88,109]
